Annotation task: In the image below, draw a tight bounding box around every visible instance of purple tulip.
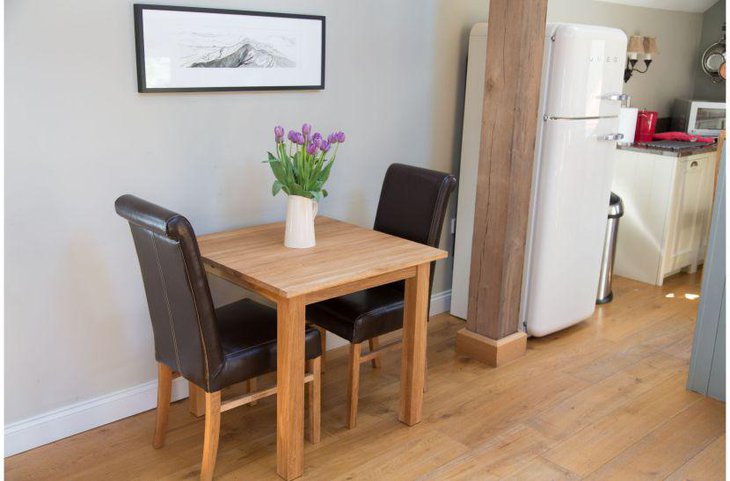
[327,132,338,144]
[306,142,317,155]
[319,140,331,153]
[287,130,298,143]
[312,132,322,147]
[294,132,305,145]
[302,123,312,137]
[274,125,285,143]
[335,131,346,143]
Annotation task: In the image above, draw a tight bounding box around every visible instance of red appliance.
[634,110,658,143]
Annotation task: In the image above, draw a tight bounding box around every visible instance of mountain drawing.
[187,39,296,69]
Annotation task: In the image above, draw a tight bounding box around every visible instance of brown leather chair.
[306,163,456,428]
[115,195,322,481]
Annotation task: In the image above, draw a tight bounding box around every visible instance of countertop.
[617,142,718,157]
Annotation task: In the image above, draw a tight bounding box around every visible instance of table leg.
[277,296,306,480]
[399,262,430,425]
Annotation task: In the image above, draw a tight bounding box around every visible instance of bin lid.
[609,192,624,218]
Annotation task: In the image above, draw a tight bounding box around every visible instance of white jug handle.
[312,201,318,218]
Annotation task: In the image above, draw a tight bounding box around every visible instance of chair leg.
[307,357,322,444]
[247,377,258,406]
[317,327,327,373]
[153,363,173,449]
[347,342,362,429]
[200,391,221,481]
[189,382,206,417]
[368,337,382,369]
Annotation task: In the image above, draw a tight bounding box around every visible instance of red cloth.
[653,131,715,143]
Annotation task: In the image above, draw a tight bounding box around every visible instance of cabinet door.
[613,150,676,285]
[670,157,707,271]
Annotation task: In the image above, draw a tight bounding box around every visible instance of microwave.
[671,99,726,137]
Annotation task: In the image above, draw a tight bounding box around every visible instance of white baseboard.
[4,290,451,457]
[5,377,190,457]
[429,289,452,315]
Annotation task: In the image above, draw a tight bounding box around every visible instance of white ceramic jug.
[284,195,318,248]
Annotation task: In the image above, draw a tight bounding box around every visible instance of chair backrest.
[115,195,222,391]
[374,163,457,294]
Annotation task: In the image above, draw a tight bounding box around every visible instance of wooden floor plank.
[542,374,702,476]
[666,434,726,481]
[507,456,581,480]
[330,426,469,480]
[585,397,725,480]
[5,273,721,481]
[530,351,685,440]
[427,370,589,447]
[418,424,552,480]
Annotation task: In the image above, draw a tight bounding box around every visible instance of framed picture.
[133,4,325,92]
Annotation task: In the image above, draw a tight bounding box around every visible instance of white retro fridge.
[450,23,628,337]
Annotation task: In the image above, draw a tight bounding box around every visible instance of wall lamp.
[624,35,658,83]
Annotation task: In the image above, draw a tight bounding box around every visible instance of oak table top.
[198,216,448,301]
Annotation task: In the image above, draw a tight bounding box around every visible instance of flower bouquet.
[266,123,345,248]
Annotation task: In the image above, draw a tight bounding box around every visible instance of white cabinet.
[613,148,716,286]
[664,157,706,274]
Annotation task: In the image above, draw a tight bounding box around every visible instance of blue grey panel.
[687,147,726,401]
[707,293,725,400]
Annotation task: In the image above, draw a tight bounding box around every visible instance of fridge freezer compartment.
[543,24,627,119]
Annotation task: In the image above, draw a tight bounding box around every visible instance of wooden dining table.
[196,216,447,480]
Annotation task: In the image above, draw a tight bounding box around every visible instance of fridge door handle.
[597,133,624,141]
[601,93,629,102]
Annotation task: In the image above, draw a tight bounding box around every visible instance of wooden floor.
[6,272,725,480]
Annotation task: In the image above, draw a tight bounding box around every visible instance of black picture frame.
[133,4,326,93]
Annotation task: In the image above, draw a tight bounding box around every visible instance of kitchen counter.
[617,142,717,157]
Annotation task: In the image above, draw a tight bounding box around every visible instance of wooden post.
[455,0,548,366]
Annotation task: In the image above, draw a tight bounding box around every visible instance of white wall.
[4,0,708,453]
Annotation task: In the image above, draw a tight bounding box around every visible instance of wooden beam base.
[455,328,527,367]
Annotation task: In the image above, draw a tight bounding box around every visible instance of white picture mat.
[141,9,323,89]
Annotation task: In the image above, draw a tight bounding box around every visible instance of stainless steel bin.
[597,193,624,304]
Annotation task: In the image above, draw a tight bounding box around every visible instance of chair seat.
[306,282,406,344]
[205,299,322,392]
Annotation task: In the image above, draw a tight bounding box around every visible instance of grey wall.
[547,0,704,117]
[5,0,709,431]
[694,0,726,101]
[5,0,478,425]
